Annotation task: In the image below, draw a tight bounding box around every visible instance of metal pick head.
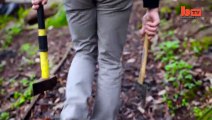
[135,82,148,106]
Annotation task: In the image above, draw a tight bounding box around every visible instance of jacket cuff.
[143,0,160,9]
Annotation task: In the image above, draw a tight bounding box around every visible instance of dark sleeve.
[0,0,5,3]
[143,0,160,9]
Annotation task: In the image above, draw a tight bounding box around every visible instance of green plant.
[0,64,4,72]
[193,107,203,118]
[2,23,22,48]
[46,5,67,28]
[12,85,32,108]
[166,97,175,114]
[20,43,38,57]
[190,37,212,55]
[0,112,9,120]
[20,77,34,87]
[20,78,29,86]
[13,91,22,99]
[24,83,33,98]
[21,57,36,66]
[0,8,30,48]
[155,40,180,63]
[0,7,29,29]
[198,107,212,120]
[160,41,179,54]
[9,79,16,86]
[0,77,3,86]
[0,15,13,30]
[165,61,192,77]
[160,6,172,14]
[163,60,201,111]
[0,89,5,96]
[181,98,188,107]
[159,30,176,40]
[29,74,36,80]
[17,7,30,19]
[191,40,202,54]
[154,39,205,114]
[209,5,212,11]
[12,78,34,108]
[164,60,197,90]
[193,106,212,120]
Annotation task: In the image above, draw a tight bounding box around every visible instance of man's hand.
[31,0,48,10]
[139,8,160,40]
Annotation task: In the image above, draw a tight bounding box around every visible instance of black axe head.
[32,76,57,96]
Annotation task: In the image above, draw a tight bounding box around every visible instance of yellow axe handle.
[138,34,149,85]
[37,4,50,79]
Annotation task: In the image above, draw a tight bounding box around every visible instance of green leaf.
[46,5,67,28]
[19,96,26,104]
[193,107,203,117]
[185,74,192,80]
[0,77,3,86]
[24,86,32,98]
[0,15,13,30]
[168,77,176,82]
[20,43,38,57]
[20,43,30,52]
[0,112,9,120]
[13,91,22,99]
[174,94,179,100]
[198,107,212,120]
[20,79,29,86]
[17,7,30,19]
[195,81,202,86]
[184,83,195,89]
[182,98,188,107]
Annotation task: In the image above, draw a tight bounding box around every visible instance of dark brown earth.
[0,0,211,120]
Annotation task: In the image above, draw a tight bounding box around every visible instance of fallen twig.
[51,43,73,75]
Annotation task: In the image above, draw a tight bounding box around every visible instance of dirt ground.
[0,0,212,120]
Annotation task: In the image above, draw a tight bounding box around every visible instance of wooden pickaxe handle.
[138,34,149,85]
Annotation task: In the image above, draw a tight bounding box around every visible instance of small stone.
[127,58,136,63]
[209,99,212,104]
[137,106,145,114]
[192,101,200,106]
[48,101,53,104]
[35,58,40,63]
[53,102,64,110]
[54,98,60,103]
[58,87,65,94]
[158,89,166,96]
[123,51,130,55]
[154,98,164,104]
[9,118,15,120]
[146,96,154,103]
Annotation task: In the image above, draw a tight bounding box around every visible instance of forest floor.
[0,0,212,120]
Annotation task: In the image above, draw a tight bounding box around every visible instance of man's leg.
[61,1,97,119]
[91,0,132,120]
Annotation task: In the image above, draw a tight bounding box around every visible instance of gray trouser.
[61,0,132,120]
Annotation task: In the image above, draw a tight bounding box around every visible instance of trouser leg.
[61,3,97,120]
[91,1,132,120]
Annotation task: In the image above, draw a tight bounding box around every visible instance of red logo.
[181,6,202,17]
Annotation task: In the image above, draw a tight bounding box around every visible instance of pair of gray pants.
[61,0,132,120]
